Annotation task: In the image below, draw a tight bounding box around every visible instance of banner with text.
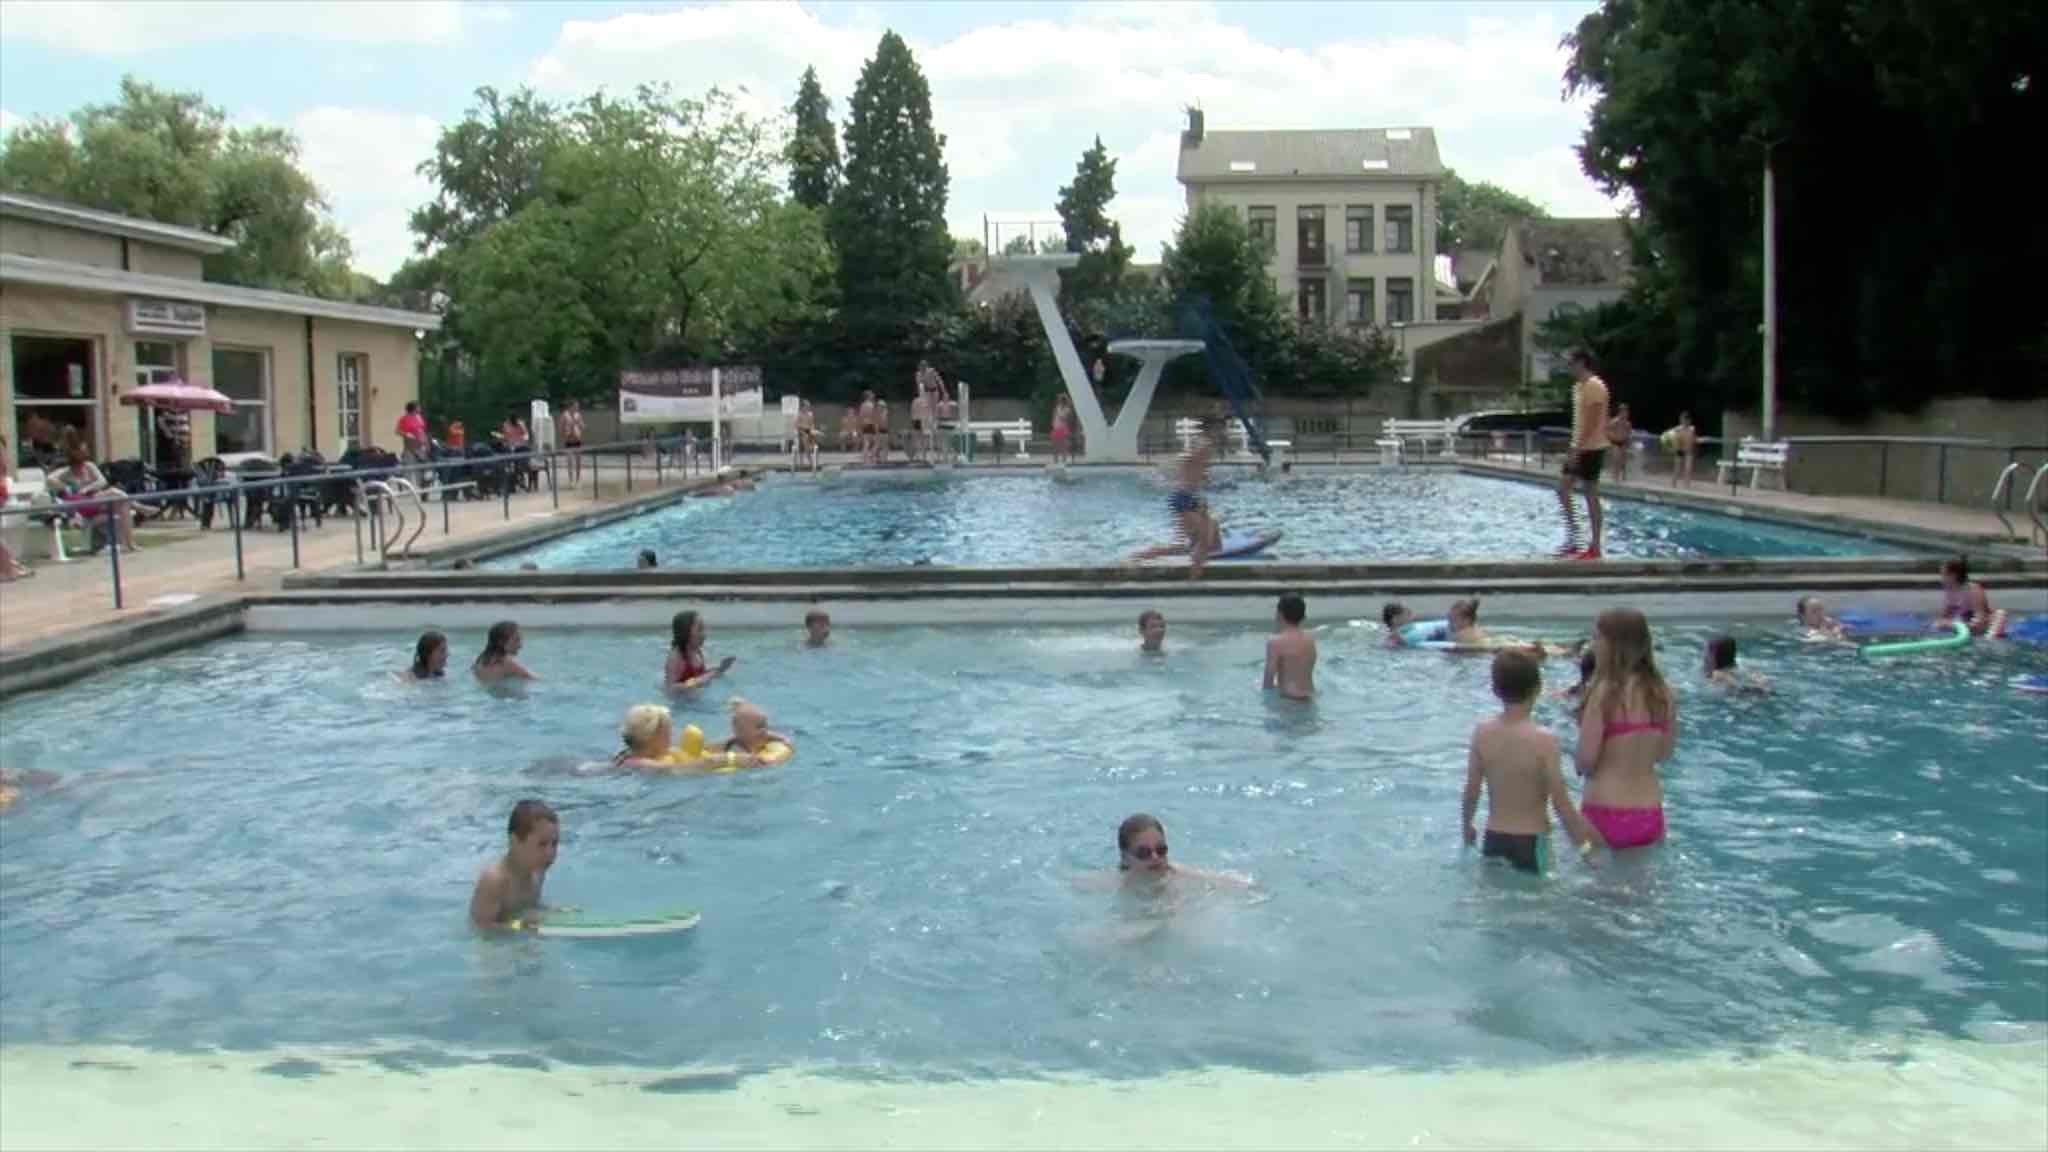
[617,365,764,424]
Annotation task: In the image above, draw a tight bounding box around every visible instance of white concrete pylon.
[979,254,1202,463]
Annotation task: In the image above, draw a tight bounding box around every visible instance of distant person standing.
[1556,350,1610,560]
[857,391,879,465]
[559,399,586,484]
[1605,402,1634,482]
[1664,412,1697,488]
[445,419,467,450]
[397,401,429,465]
[796,400,819,472]
[1051,395,1074,465]
[909,385,932,465]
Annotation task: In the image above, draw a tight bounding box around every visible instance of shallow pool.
[2,617,2042,1082]
[489,468,1917,569]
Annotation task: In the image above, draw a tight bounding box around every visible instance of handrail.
[2026,463,2048,547]
[1991,462,2021,540]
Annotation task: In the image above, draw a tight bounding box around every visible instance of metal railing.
[0,435,712,610]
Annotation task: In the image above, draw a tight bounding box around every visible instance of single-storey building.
[1,191,440,469]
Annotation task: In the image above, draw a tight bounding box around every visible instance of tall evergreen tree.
[785,66,840,211]
[1054,135,1134,318]
[831,30,954,344]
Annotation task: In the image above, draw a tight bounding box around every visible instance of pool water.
[3,619,2042,1081]
[492,468,1915,569]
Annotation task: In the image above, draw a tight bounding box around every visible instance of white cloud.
[288,106,441,279]
[0,1,478,54]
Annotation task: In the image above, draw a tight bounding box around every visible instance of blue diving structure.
[1177,297,1271,460]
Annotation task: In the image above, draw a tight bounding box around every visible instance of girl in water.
[1704,635,1769,693]
[665,610,735,691]
[1112,813,1250,887]
[403,631,448,680]
[1574,608,1677,850]
[473,621,536,683]
[1938,555,2005,637]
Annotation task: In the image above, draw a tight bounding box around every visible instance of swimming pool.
[2,617,2042,1100]
[487,468,1920,570]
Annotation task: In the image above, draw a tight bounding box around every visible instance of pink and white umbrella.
[119,377,235,414]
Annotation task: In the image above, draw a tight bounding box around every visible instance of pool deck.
[0,465,713,653]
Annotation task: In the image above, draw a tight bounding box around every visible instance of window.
[1296,205,1326,266]
[1247,205,1277,257]
[336,352,367,452]
[1384,205,1414,253]
[134,340,183,465]
[1345,205,1373,253]
[1387,277,1414,324]
[1297,278,1326,322]
[9,335,97,467]
[212,347,271,455]
[1346,278,1376,327]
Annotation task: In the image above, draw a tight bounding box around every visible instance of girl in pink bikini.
[1574,608,1677,849]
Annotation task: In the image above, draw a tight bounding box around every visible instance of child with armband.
[615,699,794,773]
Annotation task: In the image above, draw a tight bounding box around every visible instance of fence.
[0,436,712,611]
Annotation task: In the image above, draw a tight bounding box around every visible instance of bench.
[1173,417,1253,457]
[960,419,1033,459]
[1377,418,1458,462]
[1716,438,1790,491]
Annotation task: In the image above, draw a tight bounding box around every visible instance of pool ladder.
[1990,462,2048,548]
[359,478,428,566]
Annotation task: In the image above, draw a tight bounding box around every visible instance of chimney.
[1183,106,1204,146]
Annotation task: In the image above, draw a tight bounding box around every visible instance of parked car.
[1451,409,1570,437]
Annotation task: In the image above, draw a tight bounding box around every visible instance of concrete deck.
[0,464,710,653]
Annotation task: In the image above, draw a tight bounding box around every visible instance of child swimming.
[1795,595,1847,641]
[1263,593,1317,699]
[473,621,536,683]
[1382,602,1415,647]
[804,609,832,648]
[403,630,448,680]
[613,699,794,773]
[666,610,736,690]
[468,799,560,930]
[1704,635,1769,692]
[1112,812,1250,887]
[1138,609,1167,654]
[1461,651,1604,874]
[1938,555,2005,637]
[1575,608,1678,850]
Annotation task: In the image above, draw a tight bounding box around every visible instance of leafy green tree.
[832,31,955,366]
[0,75,356,295]
[410,86,561,257]
[1054,136,1135,317]
[786,66,841,211]
[1437,170,1544,255]
[1566,0,2046,418]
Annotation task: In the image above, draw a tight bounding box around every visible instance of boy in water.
[1461,652,1603,874]
[469,799,560,930]
[1383,601,1415,646]
[804,609,832,648]
[1138,609,1167,654]
[1263,592,1317,699]
[1172,418,1220,577]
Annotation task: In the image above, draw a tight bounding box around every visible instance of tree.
[1054,136,1135,318]
[0,75,357,296]
[831,31,955,354]
[410,86,561,257]
[786,66,840,211]
[1565,0,2047,419]
[1437,170,1544,255]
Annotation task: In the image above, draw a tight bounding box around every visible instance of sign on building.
[126,298,207,337]
[618,365,764,423]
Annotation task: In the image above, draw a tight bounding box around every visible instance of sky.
[0,0,1621,280]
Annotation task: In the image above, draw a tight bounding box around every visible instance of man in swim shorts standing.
[469,799,559,930]
[1173,417,1220,577]
[1556,349,1610,559]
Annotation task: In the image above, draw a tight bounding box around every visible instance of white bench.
[962,419,1033,459]
[1377,418,1459,462]
[1,468,76,563]
[1716,438,1790,490]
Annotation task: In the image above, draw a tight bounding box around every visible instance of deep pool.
[1,619,2043,1080]
[489,468,1920,569]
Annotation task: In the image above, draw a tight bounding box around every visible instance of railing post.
[655,445,663,488]
[593,454,600,501]
[548,451,559,510]
[443,488,452,535]
[1937,444,1949,504]
[353,496,364,565]
[231,493,245,581]
[502,471,512,521]
[626,452,634,493]
[105,503,123,610]
[1879,443,1889,498]
[287,482,302,570]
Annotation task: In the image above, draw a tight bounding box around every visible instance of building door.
[8,335,98,469]
[336,352,366,453]
[133,339,185,466]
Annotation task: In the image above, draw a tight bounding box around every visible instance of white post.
[1762,150,1778,443]
[958,381,972,463]
[711,366,724,470]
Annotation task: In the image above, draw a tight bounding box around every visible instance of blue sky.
[0,1,1616,278]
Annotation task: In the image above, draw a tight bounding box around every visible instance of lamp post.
[1761,141,1780,442]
